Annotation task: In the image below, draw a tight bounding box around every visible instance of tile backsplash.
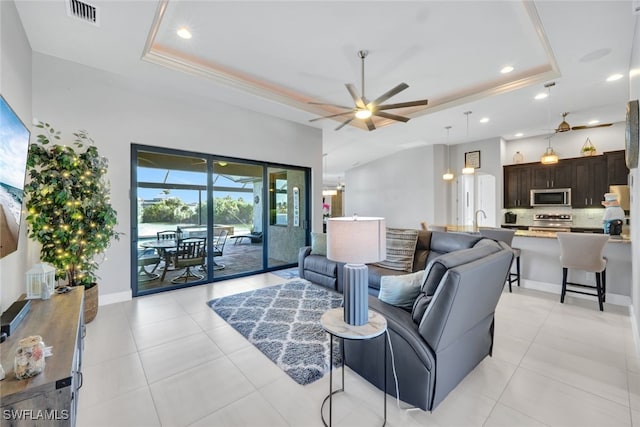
[502,207,621,229]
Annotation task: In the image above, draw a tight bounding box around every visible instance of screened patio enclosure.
[131,145,309,296]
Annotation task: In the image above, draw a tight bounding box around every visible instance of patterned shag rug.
[207,279,343,385]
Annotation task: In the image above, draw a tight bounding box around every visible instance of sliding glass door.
[212,161,264,278]
[131,145,309,296]
[134,150,209,293]
[267,167,307,268]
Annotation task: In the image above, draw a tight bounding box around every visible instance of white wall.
[0,0,32,312]
[345,145,441,229]
[345,136,505,229]
[629,15,640,356]
[29,53,322,303]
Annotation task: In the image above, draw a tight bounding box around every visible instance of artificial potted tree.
[24,122,120,322]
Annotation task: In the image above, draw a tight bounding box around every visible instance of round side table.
[320,307,388,427]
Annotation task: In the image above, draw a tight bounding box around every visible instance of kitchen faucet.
[474,209,487,231]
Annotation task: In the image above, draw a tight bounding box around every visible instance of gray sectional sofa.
[298,230,514,411]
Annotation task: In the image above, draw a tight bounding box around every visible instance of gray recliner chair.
[344,240,513,411]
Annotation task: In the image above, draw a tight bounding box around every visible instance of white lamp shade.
[327,217,386,264]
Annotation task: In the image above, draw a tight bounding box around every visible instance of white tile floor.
[77,274,640,427]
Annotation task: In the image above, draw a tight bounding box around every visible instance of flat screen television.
[0,94,31,259]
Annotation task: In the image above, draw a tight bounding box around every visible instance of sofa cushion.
[311,232,327,256]
[303,254,337,277]
[411,243,502,324]
[378,271,424,310]
[374,228,419,272]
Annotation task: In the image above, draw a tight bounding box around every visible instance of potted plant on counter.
[24,121,121,322]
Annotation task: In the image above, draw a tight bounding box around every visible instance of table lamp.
[327,216,386,325]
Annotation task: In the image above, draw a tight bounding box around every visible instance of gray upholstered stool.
[556,232,609,311]
[479,228,520,292]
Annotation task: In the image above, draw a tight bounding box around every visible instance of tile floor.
[78,274,640,427]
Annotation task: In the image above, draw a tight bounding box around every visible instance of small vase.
[513,151,524,164]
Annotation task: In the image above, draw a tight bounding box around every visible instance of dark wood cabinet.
[530,161,573,189]
[504,164,531,208]
[573,156,607,208]
[503,151,624,209]
[605,150,630,185]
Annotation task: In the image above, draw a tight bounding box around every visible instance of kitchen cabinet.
[530,161,573,189]
[573,156,607,208]
[605,150,630,185]
[1,288,84,426]
[504,164,531,208]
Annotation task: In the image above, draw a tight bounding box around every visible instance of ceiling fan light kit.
[309,50,428,131]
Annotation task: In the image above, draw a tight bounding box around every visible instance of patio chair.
[137,248,160,281]
[157,229,179,269]
[171,237,206,283]
[212,230,228,270]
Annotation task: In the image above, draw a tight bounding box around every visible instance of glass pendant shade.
[540,146,559,164]
[462,167,475,175]
[442,170,454,181]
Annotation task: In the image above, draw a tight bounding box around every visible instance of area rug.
[207,279,342,385]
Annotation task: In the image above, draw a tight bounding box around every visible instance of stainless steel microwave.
[530,188,571,207]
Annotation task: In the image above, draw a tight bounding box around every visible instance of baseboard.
[521,279,631,307]
[99,290,131,306]
[631,305,640,365]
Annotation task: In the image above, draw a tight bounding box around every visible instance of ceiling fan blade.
[345,83,366,109]
[571,123,613,130]
[369,83,409,108]
[365,118,376,131]
[335,117,354,131]
[373,111,410,123]
[309,111,355,122]
[308,101,353,110]
[376,99,429,111]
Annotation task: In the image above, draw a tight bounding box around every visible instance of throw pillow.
[374,228,419,272]
[311,232,327,256]
[378,271,423,310]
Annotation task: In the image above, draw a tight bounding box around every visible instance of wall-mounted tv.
[0,95,30,259]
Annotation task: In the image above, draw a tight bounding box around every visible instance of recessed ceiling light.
[479,117,490,123]
[515,133,523,137]
[588,120,600,125]
[534,92,548,100]
[606,73,623,82]
[177,26,192,39]
[500,66,514,74]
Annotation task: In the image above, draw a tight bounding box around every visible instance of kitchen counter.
[514,229,631,242]
[443,225,630,242]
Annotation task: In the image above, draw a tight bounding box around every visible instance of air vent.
[66,0,100,26]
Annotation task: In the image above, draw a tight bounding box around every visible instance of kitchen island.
[442,225,632,304]
[511,232,631,305]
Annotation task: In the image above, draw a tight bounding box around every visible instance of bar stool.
[479,228,520,292]
[556,232,609,311]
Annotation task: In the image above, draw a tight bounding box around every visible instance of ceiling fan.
[308,50,428,131]
[556,112,612,133]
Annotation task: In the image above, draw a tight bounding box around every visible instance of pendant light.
[322,153,337,196]
[462,111,475,175]
[442,126,454,181]
[540,82,559,165]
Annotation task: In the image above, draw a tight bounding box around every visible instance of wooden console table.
[0,288,84,426]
